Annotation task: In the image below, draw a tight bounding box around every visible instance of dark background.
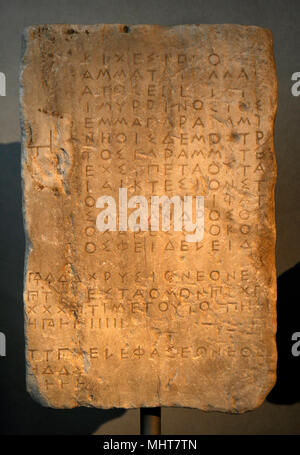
[0,0,299,434]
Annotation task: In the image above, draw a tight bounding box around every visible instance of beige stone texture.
[20,24,277,412]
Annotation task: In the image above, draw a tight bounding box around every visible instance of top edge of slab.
[21,23,273,35]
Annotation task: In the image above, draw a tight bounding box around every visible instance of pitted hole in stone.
[66,28,78,35]
[230,131,240,142]
[122,25,130,33]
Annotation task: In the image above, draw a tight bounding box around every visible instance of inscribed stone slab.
[20,24,277,412]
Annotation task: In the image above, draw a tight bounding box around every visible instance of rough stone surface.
[20,24,277,412]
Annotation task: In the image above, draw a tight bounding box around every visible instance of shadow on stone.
[267,262,300,404]
[0,142,125,434]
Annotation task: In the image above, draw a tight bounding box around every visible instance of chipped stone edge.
[19,26,51,408]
